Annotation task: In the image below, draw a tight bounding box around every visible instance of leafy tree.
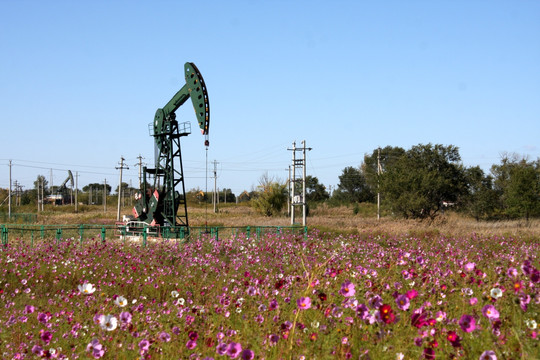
[462,166,498,220]
[83,183,111,195]
[380,143,467,219]
[492,156,540,220]
[362,146,406,193]
[332,166,373,203]
[252,173,288,216]
[300,175,329,202]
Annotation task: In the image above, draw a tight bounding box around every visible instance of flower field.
[0,230,538,359]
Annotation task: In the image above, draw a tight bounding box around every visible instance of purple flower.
[459,314,476,333]
[241,349,255,360]
[31,345,44,356]
[216,342,228,355]
[139,339,150,351]
[396,294,410,311]
[186,339,197,349]
[24,305,35,314]
[226,342,242,358]
[297,297,312,310]
[87,339,105,359]
[37,312,50,324]
[158,331,171,342]
[119,311,132,324]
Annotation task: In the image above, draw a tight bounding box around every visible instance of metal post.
[116,157,128,221]
[8,160,12,220]
[302,140,307,226]
[290,141,296,225]
[103,179,107,213]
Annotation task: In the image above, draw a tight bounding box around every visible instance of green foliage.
[380,143,467,220]
[362,146,406,193]
[492,155,540,220]
[251,174,288,216]
[461,166,499,220]
[333,166,374,203]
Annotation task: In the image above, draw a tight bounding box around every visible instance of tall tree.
[362,146,406,193]
[333,166,373,203]
[304,175,329,202]
[380,143,467,219]
[492,156,540,220]
[462,166,498,220]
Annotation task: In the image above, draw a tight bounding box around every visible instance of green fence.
[0,223,308,247]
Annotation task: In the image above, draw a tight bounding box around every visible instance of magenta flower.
[406,289,418,300]
[297,297,312,310]
[32,345,44,357]
[226,342,242,358]
[186,339,197,349]
[482,305,500,321]
[40,330,52,345]
[158,331,171,342]
[339,280,356,297]
[241,348,255,360]
[459,314,476,332]
[24,305,35,314]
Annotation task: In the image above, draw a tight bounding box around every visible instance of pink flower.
[459,314,476,332]
[469,297,478,305]
[226,342,242,358]
[186,340,197,349]
[40,330,52,345]
[297,297,312,310]
[339,280,356,297]
[464,262,476,272]
[482,305,500,321]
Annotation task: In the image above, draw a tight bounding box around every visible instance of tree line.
[249,143,540,221]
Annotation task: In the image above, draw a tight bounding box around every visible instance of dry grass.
[16,202,540,238]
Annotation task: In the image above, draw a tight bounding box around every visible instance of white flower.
[178,298,185,306]
[171,290,180,298]
[78,283,96,295]
[525,319,537,330]
[490,288,503,299]
[99,314,118,331]
[114,296,128,307]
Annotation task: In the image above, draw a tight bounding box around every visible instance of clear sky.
[1,0,539,197]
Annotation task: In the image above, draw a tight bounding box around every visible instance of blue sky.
[1,0,539,197]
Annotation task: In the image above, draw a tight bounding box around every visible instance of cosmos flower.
[241,349,255,360]
[479,350,497,360]
[114,296,128,307]
[98,314,118,331]
[396,294,410,311]
[119,311,132,324]
[226,342,242,358]
[490,288,503,299]
[340,280,356,297]
[78,282,96,295]
[297,297,312,310]
[459,314,476,333]
[482,305,500,321]
[86,339,105,359]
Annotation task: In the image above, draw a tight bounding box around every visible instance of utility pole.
[288,141,312,226]
[40,177,44,211]
[75,172,79,213]
[116,156,129,221]
[377,147,382,220]
[213,160,219,213]
[135,155,145,189]
[103,179,107,213]
[8,160,12,219]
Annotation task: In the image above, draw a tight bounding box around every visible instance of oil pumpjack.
[130,62,209,231]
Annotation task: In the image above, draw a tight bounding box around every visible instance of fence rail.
[0,223,308,246]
